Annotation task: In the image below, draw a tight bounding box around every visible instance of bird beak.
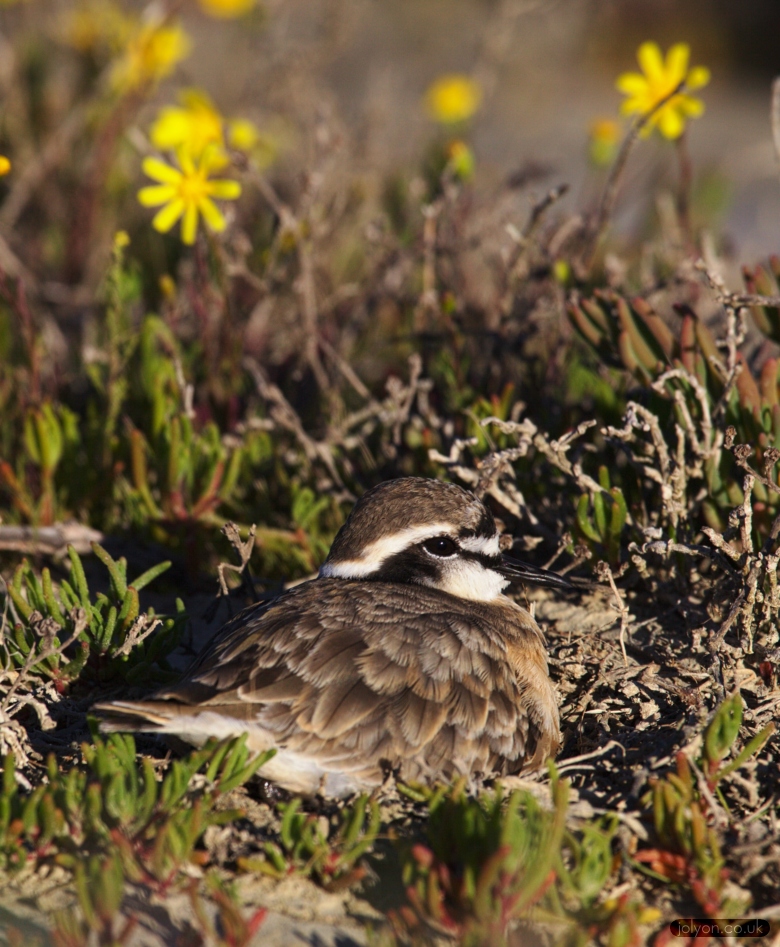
[497,555,574,590]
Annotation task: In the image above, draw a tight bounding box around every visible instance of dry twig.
[772,77,780,169]
[596,561,632,666]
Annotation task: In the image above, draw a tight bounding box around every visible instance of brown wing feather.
[96,578,559,788]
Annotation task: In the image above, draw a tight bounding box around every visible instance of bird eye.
[422,536,459,557]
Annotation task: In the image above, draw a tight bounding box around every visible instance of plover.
[94,477,567,798]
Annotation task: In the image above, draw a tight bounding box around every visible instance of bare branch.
[772,77,780,168]
[596,561,632,666]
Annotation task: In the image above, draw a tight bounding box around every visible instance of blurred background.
[2,0,780,283]
[177,0,780,258]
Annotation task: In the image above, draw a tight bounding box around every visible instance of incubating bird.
[94,477,568,797]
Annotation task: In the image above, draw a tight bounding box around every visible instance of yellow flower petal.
[142,157,182,184]
[112,21,190,93]
[152,199,185,233]
[150,108,192,149]
[178,148,196,175]
[658,107,685,140]
[138,184,177,206]
[665,43,690,83]
[151,91,225,158]
[198,0,255,18]
[228,118,259,151]
[181,203,199,244]
[615,73,648,96]
[0,156,10,176]
[619,98,643,117]
[209,179,241,200]
[687,65,710,90]
[200,146,229,173]
[637,42,664,83]
[679,96,704,117]
[198,196,226,232]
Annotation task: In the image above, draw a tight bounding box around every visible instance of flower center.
[178,172,209,204]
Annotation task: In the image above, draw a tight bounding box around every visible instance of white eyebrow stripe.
[319,522,457,578]
[459,534,501,556]
[319,523,502,579]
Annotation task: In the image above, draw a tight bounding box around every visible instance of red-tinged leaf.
[761,358,779,406]
[632,297,675,358]
[248,908,268,936]
[581,295,612,333]
[634,848,689,878]
[680,314,696,373]
[693,316,719,365]
[191,460,225,519]
[618,330,640,374]
[411,843,434,869]
[568,302,604,346]
[735,352,762,415]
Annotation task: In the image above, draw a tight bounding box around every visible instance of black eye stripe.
[418,537,503,566]
[462,550,502,569]
[459,509,497,542]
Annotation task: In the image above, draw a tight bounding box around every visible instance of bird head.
[319,478,571,602]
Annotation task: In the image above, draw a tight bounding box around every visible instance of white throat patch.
[424,559,509,602]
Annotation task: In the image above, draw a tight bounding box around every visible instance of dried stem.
[113,616,163,658]
[675,130,693,247]
[0,523,104,556]
[772,77,780,168]
[584,79,687,270]
[0,609,87,715]
[597,561,631,666]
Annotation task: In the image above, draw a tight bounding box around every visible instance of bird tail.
[91,700,185,733]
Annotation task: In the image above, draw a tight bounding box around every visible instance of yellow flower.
[138,148,241,245]
[227,118,259,152]
[151,90,225,159]
[60,0,131,55]
[112,20,190,93]
[198,0,256,18]
[0,156,10,176]
[159,274,177,300]
[616,42,710,140]
[446,140,475,180]
[228,119,281,169]
[552,260,571,285]
[425,74,481,125]
[588,117,621,167]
